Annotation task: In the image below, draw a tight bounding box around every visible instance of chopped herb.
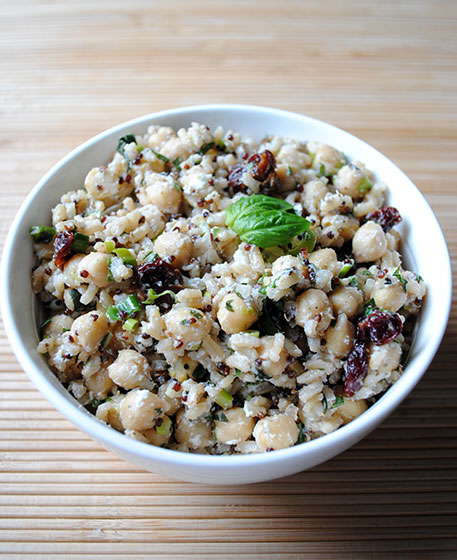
[117,134,136,171]
[40,318,52,333]
[68,288,95,312]
[91,398,104,409]
[152,150,169,163]
[393,267,408,293]
[322,393,328,413]
[245,330,260,337]
[225,300,234,312]
[215,389,233,409]
[173,157,182,170]
[363,298,378,316]
[29,225,56,244]
[331,395,344,409]
[189,310,203,319]
[112,247,137,267]
[188,342,202,352]
[361,270,374,277]
[99,332,112,351]
[107,257,114,282]
[358,176,373,194]
[215,412,229,422]
[297,422,305,444]
[199,141,215,155]
[173,183,181,193]
[217,140,227,152]
[155,408,163,415]
[347,276,360,288]
[415,273,424,283]
[316,163,326,177]
[339,259,355,278]
[62,327,70,333]
[143,251,158,263]
[71,232,90,254]
[233,369,243,377]
[287,165,293,176]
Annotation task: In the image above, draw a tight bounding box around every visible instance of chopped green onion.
[123,318,139,332]
[339,259,355,278]
[393,267,408,293]
[68,288,94,312]
[143,251,158,263]
[106,294,141,321]
[173,157,182,170]
[144,287,176,305]
[361,270,374,277]
[215,389,233,409]
[358,176,373,194]
[287,165,293,176]
[215,412,229,423]
[71,232,90,254]
[156,416,172,436]
[331,396,345,409]
[245,330,260,337]
[113,248,137,267]
[199,141,215,155]
[347,276,360,288]
[29,225,56,244]
[105,240,115,253]
[40,318,52,333]
[152,150,169,163]
[225,300,234,312]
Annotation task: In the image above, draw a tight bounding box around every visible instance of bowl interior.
[1,105,452,481]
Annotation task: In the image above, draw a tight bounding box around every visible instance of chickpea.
[70,311,108,352]
[321,214,359,242]
[119,389,169,431]
[164,307,211,349]
[217,293,258,335]
[325,314,354,358]
[373,284,407,312]
[352,222,387,263]
[214,407,255,445]
[176,288,204,309]
[43,314,73,337]
[107,349,154,390]
[312,144,344,175]
[96,399,123,431]
[154,231,192,268]
[158,381,182,415]
[62,254,85,288]
[301,179,329,214]
[253,414,299,451]
[334,398,367,424]
[329,286,363,319]
[145,177,182,214]
[175,408,212,450]
[85,367,113,399]
[258,336,288,378]
[77,252,110,288]
[369,342,401,374]
[334,164,366,199]
[295,289,333,337]
[85,166,134,206]
[309,248,339,275]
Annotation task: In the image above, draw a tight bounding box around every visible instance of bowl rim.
[0,103,452,470]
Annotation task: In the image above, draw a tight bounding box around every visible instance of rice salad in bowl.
[30,121,426,455]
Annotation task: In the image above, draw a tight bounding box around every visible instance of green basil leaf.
[226,194,293,228]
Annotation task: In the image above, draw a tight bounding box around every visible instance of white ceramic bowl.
[1,105,452,484]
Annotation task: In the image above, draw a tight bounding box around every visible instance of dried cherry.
[357,310,403,345]
[53,229,75,269]
[365,206,402,232]
[344,342,369,397]
[228,150,280,195]
[137,257,184,293]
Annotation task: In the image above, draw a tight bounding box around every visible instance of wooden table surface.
[1,1,456,558]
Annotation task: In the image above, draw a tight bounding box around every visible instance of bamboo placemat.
[1,1,456,557]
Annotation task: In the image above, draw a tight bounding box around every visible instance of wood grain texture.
[1,0,456,558]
